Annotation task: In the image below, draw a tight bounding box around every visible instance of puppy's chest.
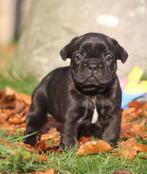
[91,105,98,124]
[79,97,105,125]
[89,99,98,124]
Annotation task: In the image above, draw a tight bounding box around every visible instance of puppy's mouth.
[75,75,109,86]
[76,76,106,92]
[74,75,112,93]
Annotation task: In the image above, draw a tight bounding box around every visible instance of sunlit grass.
[0,130,146,174]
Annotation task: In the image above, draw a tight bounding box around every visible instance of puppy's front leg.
[24,90,48,146]
[60,109,81,149]
[102,109,121,147]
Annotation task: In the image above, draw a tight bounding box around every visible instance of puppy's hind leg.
[24,89,48,146]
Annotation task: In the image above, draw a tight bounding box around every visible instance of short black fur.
[24,32,128,149]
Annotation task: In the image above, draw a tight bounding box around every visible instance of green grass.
[0,44,38,94]
[0,130,147,174]
[0,73,38,94]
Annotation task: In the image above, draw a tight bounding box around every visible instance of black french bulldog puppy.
[24,32,128,149]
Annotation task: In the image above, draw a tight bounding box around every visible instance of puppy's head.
[60,33,128,92]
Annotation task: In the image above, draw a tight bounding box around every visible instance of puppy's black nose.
[88,61,98,71]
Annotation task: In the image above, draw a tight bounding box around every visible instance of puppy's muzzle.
[82,59,103,73]
[88,60,98,72]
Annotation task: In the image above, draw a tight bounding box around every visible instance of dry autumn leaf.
[128,101,141,108]
[33,169,56,174]
[118,144,137,160]
[3,86,16,97]
[137,144,147,152]
[121,119,147,139]
[0,87,30,134]
[8,115,23,125]
[121,100,147,140]
[113,169,133,174]
[76,140,112,156]
[35,128,61,152]
[118,138,147,160]
[40,128,60,141]
[15,93,31,105]
[79,136,92,145]
[40,154,47,162]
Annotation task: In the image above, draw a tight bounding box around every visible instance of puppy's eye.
[105,55,112,61]
[75,54,82,59]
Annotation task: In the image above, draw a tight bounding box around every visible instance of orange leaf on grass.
[128,101,142,108]
[35,141,47,151]
[15,93,31,105]
[35,128,61,152]
[118,138,147,160]
[121,107,142,123]
[130,120,146,133]
[14,100,25,114]
[0,87,30,135]
[8,115,23,125]
[79,136,92,145]
[121,116,147,139]
[2,87,16,97]
[40,128,61,147]
[76,140,112,155]
[136,144,147,152]
[113,169,133,174]
[33,168,56,174]
[40,134,51,141]
[118,138,139,160]
[40,154,47,162]
[40,128,60,141]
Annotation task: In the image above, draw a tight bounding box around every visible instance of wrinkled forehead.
[80,36,112,50]
[78,37,113,55]
[81,41,106,51]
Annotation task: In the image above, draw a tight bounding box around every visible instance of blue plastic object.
[121,92,143,108]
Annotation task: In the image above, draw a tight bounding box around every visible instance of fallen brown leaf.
[35,128,60,152]
[3,87,15,97]
[40,128,60,141]
[40,154,47,162]
[15,93,31,105]
[121,101,147,139]
[137,144,147,152]
[118,138,147,160]
[8,115,23,125]
[0,87,30,134]
[128,101,141,108]
[113,169,133,174]
[76,140,112,156]
[33,169,56,174]
[118,138,138,160]
[79,136,92,145]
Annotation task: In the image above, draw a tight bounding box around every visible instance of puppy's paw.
[24,132,38,146]
[59,142,75,151]
[104,139,118,148]
[60,138,77,151]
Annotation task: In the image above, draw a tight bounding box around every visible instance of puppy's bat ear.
[60,43,71,60]
[112,39,128,63]
[60,36,79,60]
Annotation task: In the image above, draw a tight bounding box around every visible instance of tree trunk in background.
[15,0,147,79]
[0,0,15,46]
